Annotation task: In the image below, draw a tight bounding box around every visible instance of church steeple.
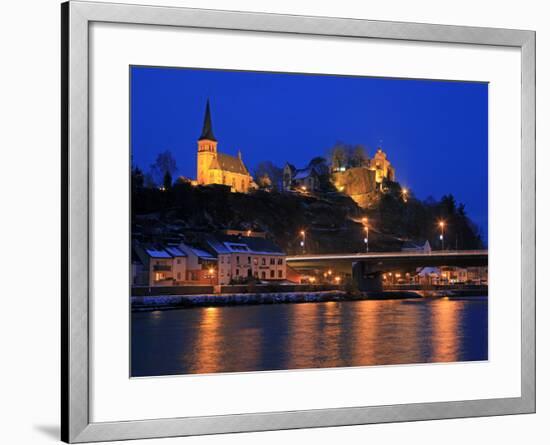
[198,99,216,141]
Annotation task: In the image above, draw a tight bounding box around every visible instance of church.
[196,100,254,193]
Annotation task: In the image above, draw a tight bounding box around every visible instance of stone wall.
[332,167,378,208]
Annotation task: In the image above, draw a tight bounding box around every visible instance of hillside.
[131,181,484,254]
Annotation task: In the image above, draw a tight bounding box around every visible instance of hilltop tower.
[197,99,218,185]
[194,100,254,193]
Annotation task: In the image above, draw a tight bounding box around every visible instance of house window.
[236,256,240,264]
[241,179,245,190]
[261,258,266,266]
[270,258,275,265]
[277,258,283,265]
[247,256,251,264]
[236,269,240,276]
[177,272,181,280]
[253,257,258,265]
[261,271,266,279]
[177,259,181,264]
[278,270,283,278]
[270,270,275,278]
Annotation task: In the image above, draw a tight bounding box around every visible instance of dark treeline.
[370,180,484,250]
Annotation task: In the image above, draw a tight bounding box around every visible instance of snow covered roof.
[293,166,319,180]
[417,267,440,276]
[189,247,216,260]
[164,246,187,257]
[205,234,285,256]
[144,248,171,259]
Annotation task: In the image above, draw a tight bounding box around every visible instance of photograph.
[130,66,489,377]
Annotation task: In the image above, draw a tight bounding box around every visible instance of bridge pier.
[352,261,383,293]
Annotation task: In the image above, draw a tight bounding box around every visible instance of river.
[131,296,487,377]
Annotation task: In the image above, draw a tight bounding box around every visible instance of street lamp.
[362,217,369,253]
[208,267,215,285]
[300,230,306,253]
[438,220,445,250]
[402,187,408,202]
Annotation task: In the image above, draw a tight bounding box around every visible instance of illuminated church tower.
[196,99,218,185]
[195,99,254,193]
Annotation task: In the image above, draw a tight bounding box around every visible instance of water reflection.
[186,307,222,374]
[430,299,460,363]
[131,297,488,377]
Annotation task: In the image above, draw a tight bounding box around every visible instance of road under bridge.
[286,250,488,292]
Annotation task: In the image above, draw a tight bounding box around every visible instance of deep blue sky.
[131,66,488,238]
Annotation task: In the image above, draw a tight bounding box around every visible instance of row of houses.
[382,266,488,286]
[132,232,287,287]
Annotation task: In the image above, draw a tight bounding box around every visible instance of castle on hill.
[194,99,396,207]
[195,100,255,193]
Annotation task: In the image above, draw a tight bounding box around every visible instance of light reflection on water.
[131,297,488,377]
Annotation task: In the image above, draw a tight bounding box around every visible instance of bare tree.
[254,161,283,190]
[349,144,369,167]
[328,143,348,171]
[150,150,178,184]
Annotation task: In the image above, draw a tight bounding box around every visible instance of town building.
[133,244,187,286]
[195,100,255,193]
[204,234,287,285]
[401,240,432,253]
[414,266,488,286]
[282,163,322,192]
[370,147,396,187]
[176,243,218,284]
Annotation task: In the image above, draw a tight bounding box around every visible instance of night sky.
[130,66,488,239]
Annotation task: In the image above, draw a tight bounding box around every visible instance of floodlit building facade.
[133,244,187,286]
[196,100,255,193]
[205,234,287,285]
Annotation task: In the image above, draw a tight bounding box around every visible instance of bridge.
[286,250,488,292]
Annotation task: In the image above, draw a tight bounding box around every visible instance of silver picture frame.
[61,1,536,442]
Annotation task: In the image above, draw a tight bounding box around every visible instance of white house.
[204,234,287,285]
[133,244,187,286]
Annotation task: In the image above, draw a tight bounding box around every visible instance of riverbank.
[130,289,456,311]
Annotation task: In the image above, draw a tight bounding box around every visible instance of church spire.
[198,99,217,141]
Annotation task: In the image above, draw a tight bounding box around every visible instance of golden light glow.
[334,276,341,283]
[328,269,332,276]
[300,230,305,236]
[439,220,445,228]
